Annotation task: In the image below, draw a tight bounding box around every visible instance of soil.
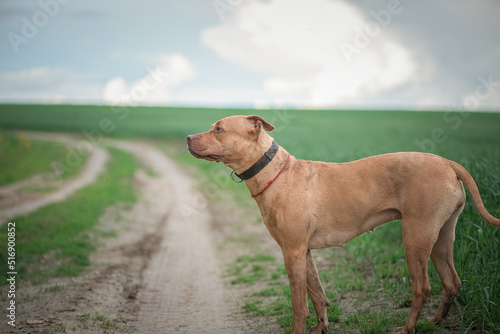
[1,134,278,334]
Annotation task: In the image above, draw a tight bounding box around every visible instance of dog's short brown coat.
[188,115,500,334]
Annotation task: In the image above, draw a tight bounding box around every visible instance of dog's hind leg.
[393,218,439,334]
[306,250,330,334]
[428,203,464,324]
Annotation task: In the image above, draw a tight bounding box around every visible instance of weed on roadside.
[230,253,279,285]
[74,313,125,333]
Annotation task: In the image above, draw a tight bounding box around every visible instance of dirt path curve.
[0,132,109,225]
[108,140,244,333]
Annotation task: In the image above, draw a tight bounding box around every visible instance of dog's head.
[187,115,275,171]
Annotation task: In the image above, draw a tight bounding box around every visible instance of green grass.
[0,131,79,185]
[0,104,237,138]
[229,253,278,285]
[1,105,499,332]
[74,313,124,333]
[0,147,137,284]
[342,309,434,334]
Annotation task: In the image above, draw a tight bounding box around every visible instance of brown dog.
[187,115,500,334]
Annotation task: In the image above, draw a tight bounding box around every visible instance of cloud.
[202,0,417,108]
[171,87,264,107]
[0,67,101,104]
[102,53,196,105]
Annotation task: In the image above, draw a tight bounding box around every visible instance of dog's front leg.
[283,246,309,334]
[306,250,329,333]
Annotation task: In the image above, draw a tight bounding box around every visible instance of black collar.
[231,140,279,183]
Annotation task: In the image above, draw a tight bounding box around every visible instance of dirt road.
[3,134,258,333]
[110,140,245,333]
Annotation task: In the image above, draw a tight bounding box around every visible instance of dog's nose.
[187,135,195,143]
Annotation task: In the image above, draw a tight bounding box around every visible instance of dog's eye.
[215,126,223,133]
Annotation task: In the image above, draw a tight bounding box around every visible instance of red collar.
[251,153,291,198]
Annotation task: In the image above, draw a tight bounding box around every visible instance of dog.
[187,115,500,334]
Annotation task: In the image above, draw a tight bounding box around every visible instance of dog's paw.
[392,326,415,334]
[427,315,445,324]
[309,323,328,334]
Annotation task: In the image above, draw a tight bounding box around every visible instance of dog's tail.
[449,161,500,227]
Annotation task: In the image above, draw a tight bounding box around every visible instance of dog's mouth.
[188,148,223,162]
[207,154,223,161]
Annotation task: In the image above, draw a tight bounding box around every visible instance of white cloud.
[102,53,196,105]
[172,87,264,107]
[0,67,101,104]
[202,0,417,108]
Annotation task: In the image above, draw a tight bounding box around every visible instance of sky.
[0,0,499,110]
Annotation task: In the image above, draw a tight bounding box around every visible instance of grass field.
[0,104,499,332]
[0,132,76,186]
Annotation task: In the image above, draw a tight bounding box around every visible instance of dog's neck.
[225,132,275,174]
[233,140,279,181]
[241,135,291,198]
[225,132,292,198]
[243,146,291,198]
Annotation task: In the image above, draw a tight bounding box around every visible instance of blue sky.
[1,0,499,110]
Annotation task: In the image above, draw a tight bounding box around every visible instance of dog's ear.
[246,115,275,133]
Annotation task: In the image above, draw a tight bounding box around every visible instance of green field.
[1,104,499,332]
[0,132,75,186]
